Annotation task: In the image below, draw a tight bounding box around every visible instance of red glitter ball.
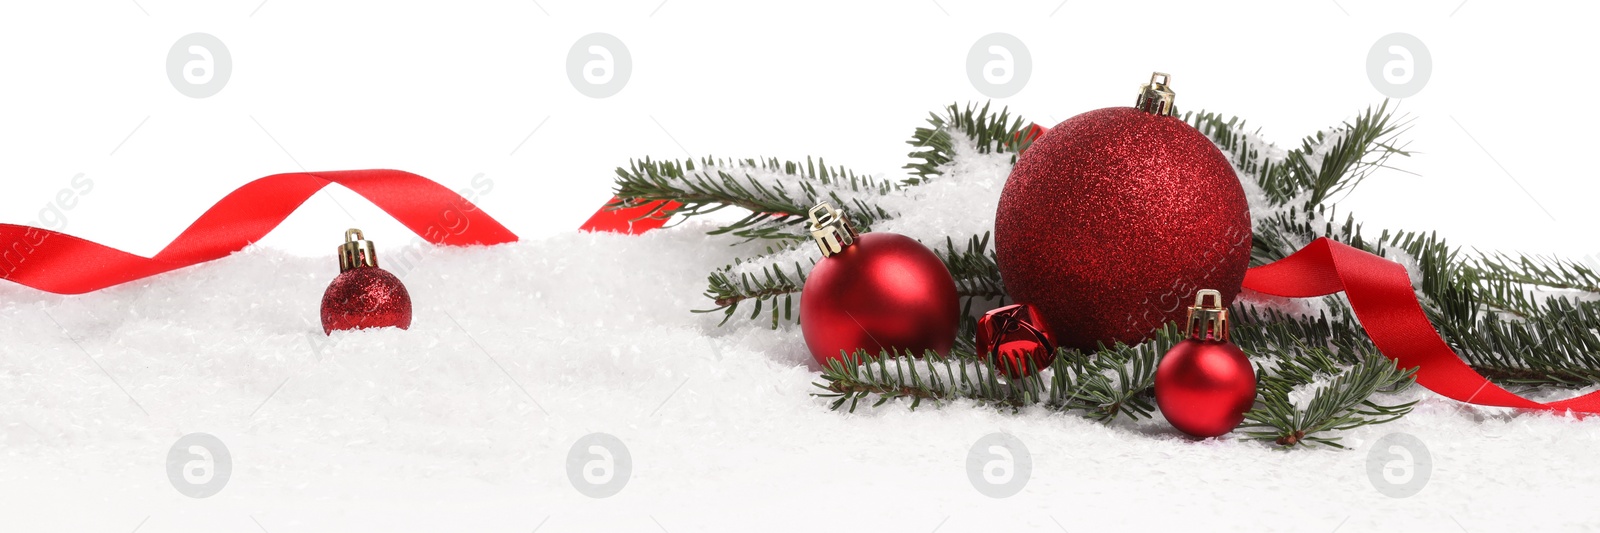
[320,266,413,334]
[994,107,1251,350]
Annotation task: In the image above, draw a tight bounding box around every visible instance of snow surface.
[4,226,1600,533]
[5,131,1600,532]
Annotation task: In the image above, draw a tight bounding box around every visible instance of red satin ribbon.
[0,169,517,294]
[1243,237,1600,414]
[578,197,679,234]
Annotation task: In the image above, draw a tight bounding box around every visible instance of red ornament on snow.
[321,229,413,334]
[1155,290,1256,438]
[799,203,959,366]
[976,304,1057,378]
[995,72,1252,351]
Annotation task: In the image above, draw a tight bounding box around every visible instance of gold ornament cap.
[337,228,379,272]
[807,202,857,257]
[1183,289,1230,341]
[1135,72,1176,117]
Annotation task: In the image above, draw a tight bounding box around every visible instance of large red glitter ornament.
[1155,290,1257,438]
[321,228,413,334]
[995,73,1252,351]
[799,203,959,366]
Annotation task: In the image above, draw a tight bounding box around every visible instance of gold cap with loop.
[337,228,379,272]
[807,202,858,258]
[1135,72,1176,117]
[1184,289,1230,341]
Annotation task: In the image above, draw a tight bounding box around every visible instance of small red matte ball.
[800,233,959,366]
[1155,339,1257,438]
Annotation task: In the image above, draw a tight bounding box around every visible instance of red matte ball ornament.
[799,203,960,367]
[1155,290,1257,438]
[321,228,413,334]
[995,73,1252,351]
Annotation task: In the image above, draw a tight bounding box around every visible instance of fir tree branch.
[813,325,1413,449]
[814,348,1034,412]
[622,99,1600,448]
[1202,102,1600,388]
[813,329,1171,423]
[1186,100,1415,214]
[1241,347,1417,448]
[937,233,1010,328]
[651,103,1033,328]
[905,102,1034,184]
[1473,252,1600,295]
[698,244,810,328]
[612,156,898,241]
[1048,339,1163,422]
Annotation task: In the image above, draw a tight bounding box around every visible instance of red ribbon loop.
[1243,237,1600,414]
[0,170,517,294]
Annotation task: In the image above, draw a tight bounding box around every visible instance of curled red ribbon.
[1243,237,1600,414]
[0,169,517,294]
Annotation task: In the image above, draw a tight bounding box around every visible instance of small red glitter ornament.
[320,228,412,334]
[995,72,1252,351]
[976,304,1056,378]
[799,203,959,367]
[1155,290,1257,438]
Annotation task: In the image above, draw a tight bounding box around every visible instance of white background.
[5,3,1600,532]
[0,0,1594,260]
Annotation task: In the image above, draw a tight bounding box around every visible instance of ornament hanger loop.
[1184,289,1230,341]
[807,202,858,257]
[1135,71,1176,117]
[337,227,379,272]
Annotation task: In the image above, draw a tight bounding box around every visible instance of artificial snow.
[4,127,1597,532]
[3,225,1597,532]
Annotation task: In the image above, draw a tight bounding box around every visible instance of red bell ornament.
[976,304,1057,378]
[798,203,960,366]
[320,228,413,334]
[1155,290,1257,438]
[995,72,1253,351]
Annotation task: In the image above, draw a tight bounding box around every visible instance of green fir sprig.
[611,156,898,241]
